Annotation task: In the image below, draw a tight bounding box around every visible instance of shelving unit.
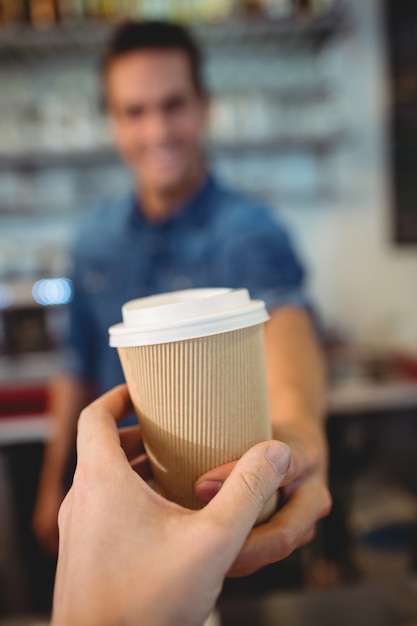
[0,4,348,57]
[0,147,117,171]
[0,131,347,171]
[194,5,348,49]
[0,2,351,282]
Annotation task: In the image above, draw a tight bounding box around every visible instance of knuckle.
[305,444,322,471]
[233,563,258,577]
[302,524,318,546]
[57,494,70,531]
[319,487,333,518]
[78,405,95,427]
[239,469,269,507]
[276,528,297,559]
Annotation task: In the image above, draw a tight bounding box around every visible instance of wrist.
[38,464,64,495]
[271,409,329,469]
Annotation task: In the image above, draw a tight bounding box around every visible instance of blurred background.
[0,0,417,624]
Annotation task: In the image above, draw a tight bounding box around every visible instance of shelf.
[0,4,348,58]
[0,147,118,170]
[0,203,80,217]
[211,134,345,154]
[327,379,417,415]
[0,415,53,445]
[195,5,348,49]
[0,134,345,171]
[0,22,110,59]
[0,352,60,386]
[0,190,339,218]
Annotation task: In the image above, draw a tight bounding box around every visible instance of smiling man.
[33,20,331,582]
[106,40,207,221]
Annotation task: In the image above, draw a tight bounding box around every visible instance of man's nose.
[143,110,173,144]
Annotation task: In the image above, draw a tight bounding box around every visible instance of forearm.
[40,375,94,490]
[264,307,326,430]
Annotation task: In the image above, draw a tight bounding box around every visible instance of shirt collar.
[128,173,217,230]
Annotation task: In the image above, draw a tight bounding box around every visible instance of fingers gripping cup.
[109,288,277,523]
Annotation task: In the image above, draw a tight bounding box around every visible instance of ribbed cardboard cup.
[109,288,277,523]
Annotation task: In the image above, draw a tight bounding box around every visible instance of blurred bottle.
[168,0,188,23]
[86,0,125,18]
[0,0,31,24]
[168,0,220,24]
[29,0,60,25]
[84,0,107,18]
[58,0,138,22]
[115,0,138,18]
[58,0,85,20]
[124,0,143,19]
[83,0,98,17]
[264,0,293,19]
[187,0,234,23]
[310,0,333,16]
[293,0,334,19]
[292,0,312,20]
[98,0,122,18]
[238,0,266,17]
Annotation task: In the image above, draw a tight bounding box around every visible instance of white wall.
[279,0,417,351]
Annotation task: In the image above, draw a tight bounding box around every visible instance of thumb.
[202,441,291,554]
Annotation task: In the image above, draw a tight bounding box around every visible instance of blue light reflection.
[32,277,72,306]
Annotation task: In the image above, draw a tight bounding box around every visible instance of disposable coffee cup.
[109,288,277,523]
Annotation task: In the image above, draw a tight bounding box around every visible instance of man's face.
[106,49,208,197]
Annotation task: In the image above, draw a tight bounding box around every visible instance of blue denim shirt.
[64,174,311,398]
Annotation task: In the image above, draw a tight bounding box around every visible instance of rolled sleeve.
[215,203,322,336]
[254,286,312,315]
[59,256,98,384]
[221,208,307,305]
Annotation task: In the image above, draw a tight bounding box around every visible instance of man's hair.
[101,20,205,96]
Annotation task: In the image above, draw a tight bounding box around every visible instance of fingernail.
[195,480,223,503]
[266,443,291,475]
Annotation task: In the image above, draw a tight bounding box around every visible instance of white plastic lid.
[109,288,269,347]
